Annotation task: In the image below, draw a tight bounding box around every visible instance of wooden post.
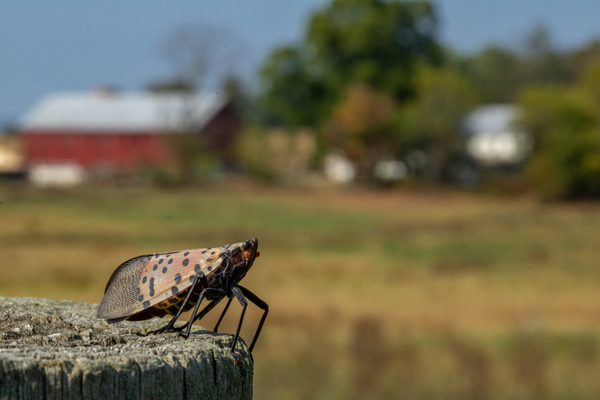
[0,297,252,400]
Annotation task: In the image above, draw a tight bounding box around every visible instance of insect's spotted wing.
[97,246,227,321]
[97,253,156,322]
[138,247,228,310]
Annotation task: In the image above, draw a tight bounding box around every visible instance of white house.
[463,104,531,166]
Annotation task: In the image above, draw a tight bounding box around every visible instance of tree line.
[155,0,600,199]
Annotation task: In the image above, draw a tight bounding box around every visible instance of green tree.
[402,66,478,182]
[259,46,330,127]
[323,84,396,177]
[519,85,600,199]
[450,25,573,104]
[564,39,600,83]
[453,45,522,103]
[578,61,600,109]
[307,0,442,100]
[259,0,442,127]
[520,24,567,86]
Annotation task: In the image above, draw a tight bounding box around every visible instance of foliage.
[152,6,600,194]
[259,46,330,127]
[519,84,600,199]
[519,24,568,86]
[236,126,317,183]
[163,131,223,185]
[323,84,396,176]
[259,0,442,128]
[565,39,600,83]
[306,0,442,100]
[452,45,523,103]
[579,61,600,107]
[401,66,479,182]
[221,75,255,123]
[453,25,575,104]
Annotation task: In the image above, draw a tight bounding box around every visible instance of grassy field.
[1,182,600,399]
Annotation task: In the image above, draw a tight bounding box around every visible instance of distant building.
[0,138,25,181]
[323,150,356,184]
[463,104,531,166]
[0,144,22,172]
[19,90,240,185]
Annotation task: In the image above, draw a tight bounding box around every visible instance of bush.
[519,85,600,199]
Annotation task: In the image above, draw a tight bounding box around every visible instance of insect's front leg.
[229,285,248,354]
[238,285,269,353]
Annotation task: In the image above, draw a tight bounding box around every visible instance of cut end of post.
[0,297,253,400]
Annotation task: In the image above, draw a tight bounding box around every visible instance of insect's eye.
[242,240,252,250]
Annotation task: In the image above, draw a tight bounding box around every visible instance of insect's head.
[241,237,260,267]
[227,237,260,276]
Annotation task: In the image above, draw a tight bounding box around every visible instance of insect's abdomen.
[153,280,207,316]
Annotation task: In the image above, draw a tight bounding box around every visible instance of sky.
[2,0,600,127]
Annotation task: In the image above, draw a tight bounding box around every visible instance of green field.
[1,183,600,399]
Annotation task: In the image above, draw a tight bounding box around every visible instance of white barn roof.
[463,104,522,135]
[20,91,228,133]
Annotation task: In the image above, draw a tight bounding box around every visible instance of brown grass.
[2,183,600,398]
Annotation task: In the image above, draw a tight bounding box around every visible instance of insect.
[97,238,268,354]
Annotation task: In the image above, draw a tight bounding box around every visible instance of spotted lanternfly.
[97,238,268,354]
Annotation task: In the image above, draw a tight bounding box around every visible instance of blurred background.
[3,1,600,398]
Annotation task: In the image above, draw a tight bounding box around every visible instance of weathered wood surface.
[0,297,252,400]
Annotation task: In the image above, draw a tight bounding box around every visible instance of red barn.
[19,90,240,185]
